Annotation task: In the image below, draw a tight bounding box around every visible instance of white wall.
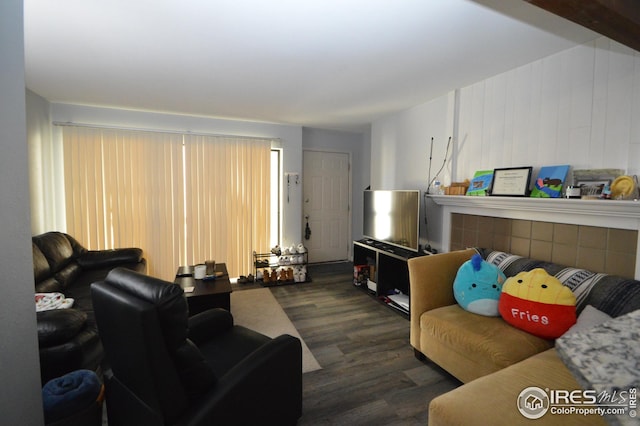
[50,103,305,246]
[457,38,640,178]
[371,37,640,253]
[371,92,455,250]
[0,1,45,424]
[27,89,58,234]
[371,92,455,191]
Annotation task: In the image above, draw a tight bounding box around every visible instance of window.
[60,125,273,280]
[270,148,282,249]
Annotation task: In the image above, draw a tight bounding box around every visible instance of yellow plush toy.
[498,268,576,339]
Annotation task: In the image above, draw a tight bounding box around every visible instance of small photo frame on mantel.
[490,167,533,196]
[572,168,623,199]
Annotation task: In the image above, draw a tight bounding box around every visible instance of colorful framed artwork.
[530,165,570,198]
[466,170,493,196]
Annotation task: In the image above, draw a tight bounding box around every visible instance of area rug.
[230,287,321,373]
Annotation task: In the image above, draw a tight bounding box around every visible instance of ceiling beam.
[524,0,640,52]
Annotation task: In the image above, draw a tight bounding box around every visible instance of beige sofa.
[408,248,615,426]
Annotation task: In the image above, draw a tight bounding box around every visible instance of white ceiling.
[24,0,598,132]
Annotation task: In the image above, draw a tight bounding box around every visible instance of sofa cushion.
[480,248,640,318]
[77,248,143,269]
[38,327,103,384]
[429,348,607,426]
[54,262,83,289]
[35,277,63,293]
[419,305,553,383]
[33,232,76,273]
[579,275,640,318]
[33,242,52,283]
[37,309,88,347]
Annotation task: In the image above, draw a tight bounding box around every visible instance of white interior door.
[303,150,350,263]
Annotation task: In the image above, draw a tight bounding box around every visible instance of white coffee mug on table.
[194,264,207,279]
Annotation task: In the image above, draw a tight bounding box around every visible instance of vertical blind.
[61,126,271,280]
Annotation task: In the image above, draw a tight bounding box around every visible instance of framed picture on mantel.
[490,167,532,196]
[530,165,570,198]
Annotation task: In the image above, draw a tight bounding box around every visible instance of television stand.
[352,239,428,317]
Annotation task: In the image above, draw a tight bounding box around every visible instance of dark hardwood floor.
[263,262,461,425]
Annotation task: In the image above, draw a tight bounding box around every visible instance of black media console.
[352,239,429,317]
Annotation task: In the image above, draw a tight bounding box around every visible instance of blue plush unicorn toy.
[453,253,506,316]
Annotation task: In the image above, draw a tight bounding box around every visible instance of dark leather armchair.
[91,268,303,426]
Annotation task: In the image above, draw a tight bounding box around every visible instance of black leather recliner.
[91,268,303,426]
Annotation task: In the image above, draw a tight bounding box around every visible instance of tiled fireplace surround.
[430,195,640,280]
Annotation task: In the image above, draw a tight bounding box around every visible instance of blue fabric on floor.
[42,369,101,423]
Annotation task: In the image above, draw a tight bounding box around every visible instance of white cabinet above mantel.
[428,195,640,229]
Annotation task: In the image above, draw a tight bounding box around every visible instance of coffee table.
[174,263,232,315]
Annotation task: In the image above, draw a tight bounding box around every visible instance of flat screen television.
[363,190,420,252]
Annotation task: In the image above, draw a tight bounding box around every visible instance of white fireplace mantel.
[429,195,640,278]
